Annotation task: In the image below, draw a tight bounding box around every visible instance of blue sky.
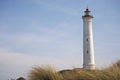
[0,0,120,79]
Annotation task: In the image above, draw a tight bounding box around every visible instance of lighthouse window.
[87,51,88,53]
[86,38,88,41]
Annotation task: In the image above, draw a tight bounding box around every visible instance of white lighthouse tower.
[82,8,95,70]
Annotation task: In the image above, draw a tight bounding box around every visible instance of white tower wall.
[82,8,95,70]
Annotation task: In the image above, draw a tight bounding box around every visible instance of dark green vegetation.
[29,60,120,80]
[17,77,26,80]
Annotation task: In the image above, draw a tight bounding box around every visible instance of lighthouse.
[82,8,95,70]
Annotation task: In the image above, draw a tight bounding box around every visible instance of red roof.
[85,8,91,13]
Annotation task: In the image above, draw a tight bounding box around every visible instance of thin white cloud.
[0,48,61,67]
[0,21,82,55]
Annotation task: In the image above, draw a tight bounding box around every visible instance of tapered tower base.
[83,64,95,70]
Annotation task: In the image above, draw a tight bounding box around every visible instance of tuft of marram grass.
[28,60,120,80]
[29,66,62,80]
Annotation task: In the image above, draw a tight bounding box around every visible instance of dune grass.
[28,60,120,80]
[29,66,62,80]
